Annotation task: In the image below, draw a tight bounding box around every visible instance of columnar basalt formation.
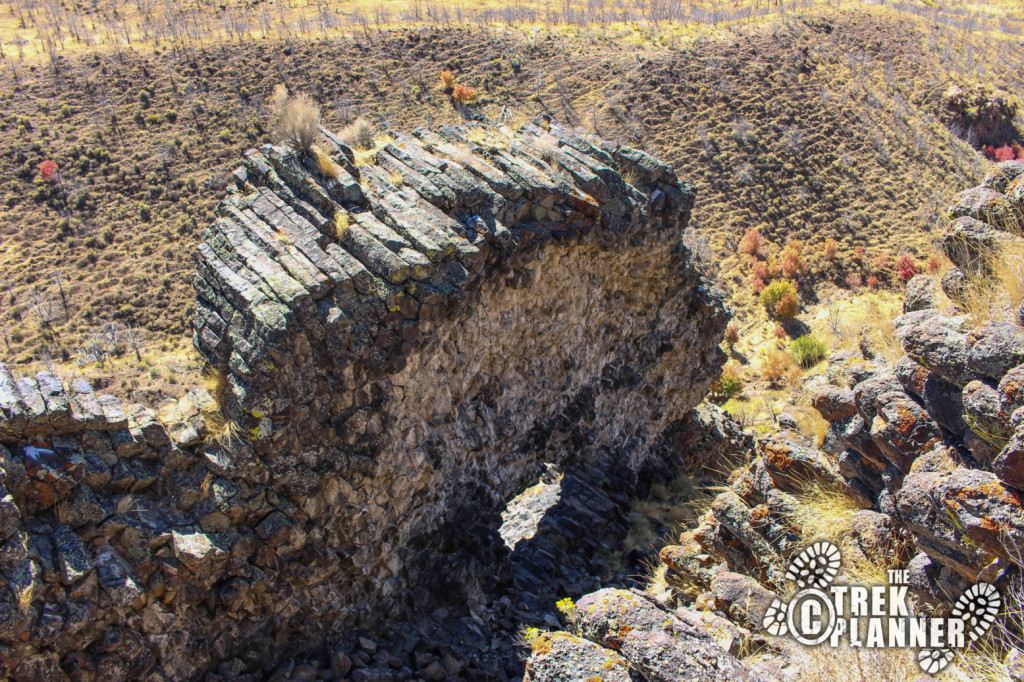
[0,120,727,679]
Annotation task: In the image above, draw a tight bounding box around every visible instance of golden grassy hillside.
[0,0,1021,400]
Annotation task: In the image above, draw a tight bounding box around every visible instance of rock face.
[0,121,726,679]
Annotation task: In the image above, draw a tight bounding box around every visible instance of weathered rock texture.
[0,121,727,679]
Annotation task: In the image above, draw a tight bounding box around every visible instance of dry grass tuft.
[835,293,904,363]
[312,145,340,180]
[271,88,320,153]
[388,171,405,187]
[786,405,830,447]
[790,645,919,681]
[331,212,351,241]
[339,117,375,151]
[115,493,135,515]
[954,238,1024,326]
[789,480,861,548]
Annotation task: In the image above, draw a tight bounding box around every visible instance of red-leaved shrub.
[452,84,477,104]
[775,291,799,318]
[845,273,863,289]
[780,239,805,279]
[725,323,740,345]
[739,228,765,256]
[985,145,1023,162]
[927,254,943,273]
[38,160,58,180]
[867,275,880,290]
[896,254,918,281]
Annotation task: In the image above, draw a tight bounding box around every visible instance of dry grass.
[274,91,321,153]
[388,171,405,187]
[331,212,351,241]
[789,645,919,681]
[832,292,905,363]
[339,118,375,151]
[312,145,340,179]
[953,237,1024,326]
[786,404,830,447]
[352,133,395,167]
[789,480,862,548]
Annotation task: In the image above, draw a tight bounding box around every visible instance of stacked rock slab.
[0,121,727,679]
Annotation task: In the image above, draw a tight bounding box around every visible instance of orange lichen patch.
[977,516,1000,532]
[893,404,918,437]
[749,504,769,526]
[954,480,1022,508]
[762,443,795,473]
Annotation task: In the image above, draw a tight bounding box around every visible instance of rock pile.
[0,120,727,679]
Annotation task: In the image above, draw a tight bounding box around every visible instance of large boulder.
[947,187,1013,227]
[574,589,764,681]
[522,632,637,682]
[902,275,938,313]
[967,321,1024,382]
[895,467,1024,582]
[894,356,967,435]
[895,312,975,387]
[983,160,1024,193]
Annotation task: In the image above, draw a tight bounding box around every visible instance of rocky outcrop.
[523,589,769,682]
[804,170,1024,608]
[0,120,726,679]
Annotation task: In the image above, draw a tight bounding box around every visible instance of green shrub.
[792,335,828,368]
[712,366,744,398]
[760,280,798,315]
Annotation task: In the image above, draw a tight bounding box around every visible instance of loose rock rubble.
[0,119,728,679]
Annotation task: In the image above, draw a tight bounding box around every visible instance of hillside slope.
[0,7,1021,398]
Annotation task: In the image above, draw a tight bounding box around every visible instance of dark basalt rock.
[0,121,728,679]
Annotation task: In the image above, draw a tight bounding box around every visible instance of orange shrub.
[761,348,800,385]
[452,83,477,104]
[739,228,765,256]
